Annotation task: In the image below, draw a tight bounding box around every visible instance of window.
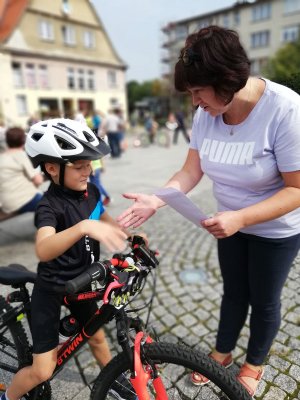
[38,20,54,41]
[107,70,117,87]
[62,25,76,45]
[197,20,210,30]
[110,98,119,106]
[67,68,75,89]
[16,95,27,115]
[222,14,230,28]
[251,31,270,48]
[233,11,240,26]
[12,62,23,87]
[251,58,268,75]
[175,25,188,40]
[25,63,36,88]
[282,25,300,42]
[284,0,300,13]
[62,0,71,15]
[87,70,95,90]
[39,65,49,89]
[83,30,95,48]
[78,69,85,90]
[252,3,271,21]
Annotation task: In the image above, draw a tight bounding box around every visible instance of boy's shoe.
[109,373,137,400]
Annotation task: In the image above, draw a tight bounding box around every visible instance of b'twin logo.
[57,334,84,365]
[78,292,97,300]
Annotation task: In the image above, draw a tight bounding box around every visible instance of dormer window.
[62,0,71,15]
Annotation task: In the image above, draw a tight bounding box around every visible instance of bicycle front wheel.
[91,342,251,400]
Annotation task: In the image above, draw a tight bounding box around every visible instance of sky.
[94,0,234,82]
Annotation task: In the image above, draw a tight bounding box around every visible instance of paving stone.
[273,373,297,394]
[261,386,287,400]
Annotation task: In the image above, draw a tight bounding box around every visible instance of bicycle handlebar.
[65,236,159,297]
[65,261,108,294]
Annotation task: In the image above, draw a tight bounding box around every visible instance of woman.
[0,127,44,220]
[117,26,300,397]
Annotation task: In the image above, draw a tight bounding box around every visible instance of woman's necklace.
[225,78,252,136]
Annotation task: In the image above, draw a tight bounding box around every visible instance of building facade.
[0,0,127,128]
[161,0,300,89]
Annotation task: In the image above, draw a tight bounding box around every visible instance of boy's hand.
[83,220,128,252]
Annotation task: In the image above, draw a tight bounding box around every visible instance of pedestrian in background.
[174,110,190,144]
[117,25,300,398]
[0,127,44,220]
[102,109,122,158]
[90,158,111,206]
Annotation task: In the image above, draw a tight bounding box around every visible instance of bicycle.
[0,236,251,400]
[133,128,171,148]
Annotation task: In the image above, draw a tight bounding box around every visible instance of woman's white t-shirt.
[190,79,300,238]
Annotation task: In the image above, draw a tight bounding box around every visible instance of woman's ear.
[44,162,59,179]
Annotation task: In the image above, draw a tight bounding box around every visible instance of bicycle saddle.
[0,264,36,285]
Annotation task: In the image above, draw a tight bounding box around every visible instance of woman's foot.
[191,351,233,386]
[237,363,264,397]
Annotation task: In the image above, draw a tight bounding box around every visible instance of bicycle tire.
[156,129,170,148]
[138,132,151,147]
[91,342,251,400]
[0,295,51,400]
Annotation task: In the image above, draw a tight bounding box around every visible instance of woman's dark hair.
[175,25,251,103]
[5,127,26,148]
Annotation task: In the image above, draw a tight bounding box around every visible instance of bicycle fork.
[115,311,168,400]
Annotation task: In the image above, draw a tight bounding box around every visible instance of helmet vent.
[56,123,76,136]
[83,130,94,142]
[54,135,76,150]
[31,132,44,141]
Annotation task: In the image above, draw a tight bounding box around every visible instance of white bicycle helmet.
[25,118,110,168]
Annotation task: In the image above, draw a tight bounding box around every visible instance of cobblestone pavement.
[1,133,300,399]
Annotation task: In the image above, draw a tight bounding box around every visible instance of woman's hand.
[117,193,161,228]
[201,210,245,239]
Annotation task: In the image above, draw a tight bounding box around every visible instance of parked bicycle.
[133,128,171,148]
[0,236,251,399]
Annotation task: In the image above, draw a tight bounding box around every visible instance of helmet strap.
[59,163,66,186]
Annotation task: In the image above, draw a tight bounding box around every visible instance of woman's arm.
[117,149,204,228]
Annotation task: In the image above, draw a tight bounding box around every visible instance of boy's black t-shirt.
[34,182,105,292]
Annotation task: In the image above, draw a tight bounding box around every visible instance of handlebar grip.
[65,262,107,294]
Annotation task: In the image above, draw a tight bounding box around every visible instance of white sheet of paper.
[154,187,208,227]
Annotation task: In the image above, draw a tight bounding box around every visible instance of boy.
[1,119,136,400]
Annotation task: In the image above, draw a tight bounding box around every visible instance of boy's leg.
[88,328,112,368]
[6,349,57,400]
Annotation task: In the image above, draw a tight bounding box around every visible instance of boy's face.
[64,160,92,191]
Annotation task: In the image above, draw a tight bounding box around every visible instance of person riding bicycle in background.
[117,25,300,398]
[0,118,136,400]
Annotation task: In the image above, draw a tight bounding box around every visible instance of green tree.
[263,37,300,93]
[126,79,169,113]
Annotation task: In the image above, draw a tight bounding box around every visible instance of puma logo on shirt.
[200,138,255,165]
